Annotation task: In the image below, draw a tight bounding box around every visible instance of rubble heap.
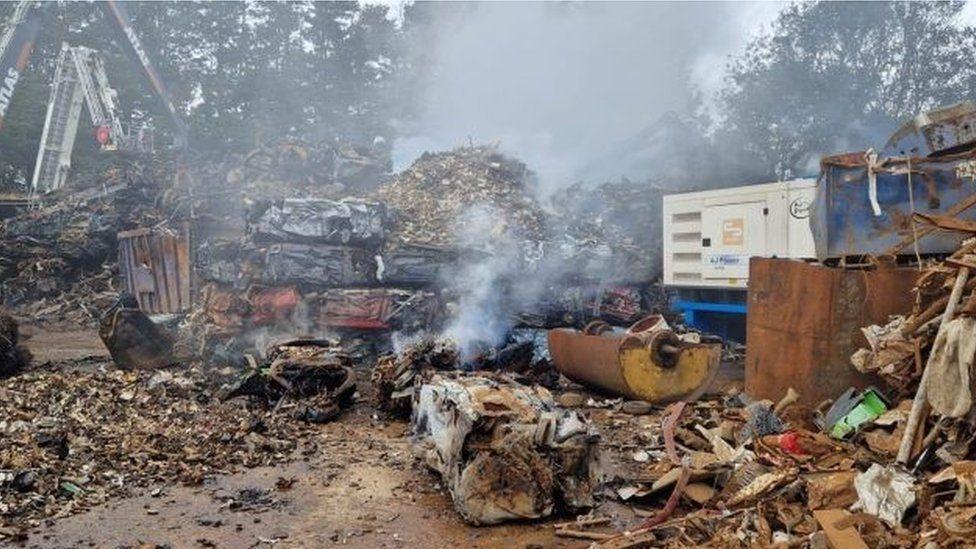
[376,145,548,249]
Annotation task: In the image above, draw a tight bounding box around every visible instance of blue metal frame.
[672,299,748,342]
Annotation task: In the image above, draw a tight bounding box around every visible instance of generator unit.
[661,179,817,340]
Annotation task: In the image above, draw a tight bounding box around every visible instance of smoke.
[396,1,785,191]
[440,204,526,359]
[386,2,791,355]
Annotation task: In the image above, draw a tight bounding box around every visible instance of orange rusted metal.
[745,257,920,407]
[548,317,720,403]
[549,327,633,396]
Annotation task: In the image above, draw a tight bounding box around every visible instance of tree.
[0,1,410,189]
[716,1,976,181]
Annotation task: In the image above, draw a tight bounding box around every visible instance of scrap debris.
[411,372,602,525]
[7,136,976,547]
[0,158,170,326]
[0,364,317,533]
[221,339,356,424]
[375,145,548,251]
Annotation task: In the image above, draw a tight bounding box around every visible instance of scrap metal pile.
[220,339,357,424]
[550,180,665,284]
[412,372,602,525]
[375,145,548,251]
[0,159,169,326]
[187,195,441,360]
[540,392,921,547]
[187,144,670,360]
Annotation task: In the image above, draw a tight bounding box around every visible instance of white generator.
[662,179,817,289]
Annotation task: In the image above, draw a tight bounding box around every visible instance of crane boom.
[102,0,188,150]
[0,0,40,131]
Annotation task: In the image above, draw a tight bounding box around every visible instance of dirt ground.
[27,409,571,549]
[11,326,743,549]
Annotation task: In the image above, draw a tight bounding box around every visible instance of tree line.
[0,1,975,190]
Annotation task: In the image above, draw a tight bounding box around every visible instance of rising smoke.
[384,2,787,355]
[394,1,784,192]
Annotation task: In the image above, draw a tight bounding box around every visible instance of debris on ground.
[412,372,602,525]
[0,313,29,377]
[220,339,356,424]
[10,140,971,547]
[0,364,317,533]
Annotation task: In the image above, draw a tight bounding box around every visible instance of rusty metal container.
[745,257,919,407]
[812,150,976,259]
[118,223,191,314]
[549,318,720,403]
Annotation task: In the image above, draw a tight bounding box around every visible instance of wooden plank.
[886,190,976,255]
[813,509,868,549]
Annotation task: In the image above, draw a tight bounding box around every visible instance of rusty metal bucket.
[548,316,720,403]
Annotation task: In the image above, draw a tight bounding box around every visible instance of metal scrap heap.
[221,339,357,424]
[375,145,548,249]
[0,365,319,532]
[551,181,665,283]
[0,159,170,326]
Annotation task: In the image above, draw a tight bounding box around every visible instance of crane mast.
[30,43,154,196]
[0,1,188,199]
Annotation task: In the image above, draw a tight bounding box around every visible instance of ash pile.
[0,158,171,326]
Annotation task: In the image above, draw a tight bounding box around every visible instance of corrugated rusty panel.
[118,223,191,314]
[745,258,919,407]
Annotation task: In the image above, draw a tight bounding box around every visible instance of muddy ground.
[10,325,742,549]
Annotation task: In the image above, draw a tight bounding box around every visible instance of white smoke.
[440,205,524,359]
[396,2,787,190]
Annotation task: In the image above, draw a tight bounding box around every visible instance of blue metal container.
[811,150,976,260]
